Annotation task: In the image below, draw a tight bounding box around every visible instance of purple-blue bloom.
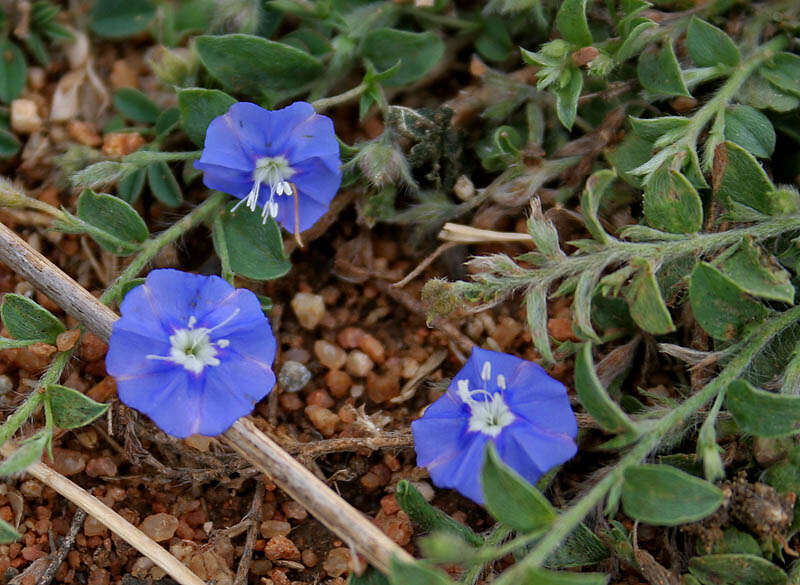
[106,269,277,438]
[412,347,577,504]
[194,101,342,233]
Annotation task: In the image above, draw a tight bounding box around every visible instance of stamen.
[497,374,506,390]
[481,361,491,382]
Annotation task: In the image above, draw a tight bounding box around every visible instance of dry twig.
[36,507,85,585]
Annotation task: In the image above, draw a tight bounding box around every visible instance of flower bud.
[147,46,197,87]
[354,140,417,189]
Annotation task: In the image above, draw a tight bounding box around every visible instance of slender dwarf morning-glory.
[106,269,277,438]
[412,347,577,504]
[194,101,342,234]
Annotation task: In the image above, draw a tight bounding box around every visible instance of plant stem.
[475,213,800,301]
[493,303,800,583]
[0,350,71,447]
[100,191,227,304]
[122,150,202,166]
[312,82,368,112]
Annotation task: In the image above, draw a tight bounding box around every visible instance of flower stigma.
[146,312,238,375]
[456,361,515,437]
[232,155,296,222]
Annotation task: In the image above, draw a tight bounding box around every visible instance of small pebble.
[278,361,311,393]
[85,457,118,478]
[337,327,365,349]
[44,448,86,476]
[250,559,273,576]
[282,502,307,521]
[10,99,42,134]
[325,370,352,398]
[366,371,400,403]
[374,510,412,546]
[19,480,42,499]
[55,330,81,352]
[314,340,347,370]
[358,334,385,364]
[400,358,419,379]
[305,405,339,437]
[264,535,300,561]
[283,348,310,363]
[301,549,318,568]
[0,375,12,395]
[88,567,110,585]
[139,513,179,542]
[345,351,373,377]
[350,384,364,399]
[102,132,145,157]
[410,481,435,502]
[83,516,107,538]
[323,548,351,578]
[290,293,325,330]
[306,389,334,409]
[260,520,291,539]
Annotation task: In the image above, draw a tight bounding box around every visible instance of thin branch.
[233,481,264,585]
[36,507,86,585]
[438,223,534,244]
[0,443,206,585]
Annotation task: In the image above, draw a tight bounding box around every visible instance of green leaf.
[475,17,513,63]
[0,42,26,103]
[544,523,610,569]
[740,73,799,113]
[624,260,675,335]
[724,105,775,158]
[574,343,637,435]
[686,18,740,68]
[117,167,147,204]
[637,43,690,97]
[1,294,65,343]
[689,554,787,585]
[555,0,592,46]
[727,380,800,438]
[482,443,557,533]
[689,262,768,341]
[76,188,149,254]
[388,558,455,585]
[0,431,48,476]
[714,141,791,216]
[113,88,160,123]
[147,161,183,207]
[526,286,555,364]
[348,566,390,585]
[719,237,793,304]
[0,519,20,543]
[89,0,156,38]
[0,338,41,350]
[643,166,703,233]
[629,116,690,143]
[607,134,652,188]
[155,107,180,137]
[555,67,583,130]
[195,34,323,96]
[760,52,800,98]
[622,464,723,525]
[522,568,608,585]
[362,29,445,87]
[47,384,109,430]
[394,480,483,546]
[616,19,657,63]
[212,201,291,281]
[177,88,237,147]
[0,128,20,158]
[581,169,617,244]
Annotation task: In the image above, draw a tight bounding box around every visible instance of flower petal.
[412,414,467,467]
[495,422,577,485]
[194,162,253,198]
[427,433,489,504]
[456,347,525,393]
[286,113,340,169]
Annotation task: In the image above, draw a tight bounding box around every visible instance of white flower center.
[146,313,237,375]
[232,155,296,223]
[456,360,515,437]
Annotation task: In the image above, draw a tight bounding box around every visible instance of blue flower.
[194,101,342,234]
[411,347,577,504]
[106,269,277,438]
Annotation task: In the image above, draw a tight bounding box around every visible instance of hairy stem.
[100,191,227,304]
